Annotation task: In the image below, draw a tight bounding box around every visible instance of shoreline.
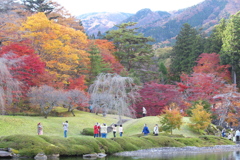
[114,144,240,158]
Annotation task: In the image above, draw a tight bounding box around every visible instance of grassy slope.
[0,110,119,137]
[123,116,199,137]
[0,109,199,138]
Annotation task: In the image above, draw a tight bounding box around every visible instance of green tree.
[221,12,240,85]
[105,22,155,77]
[159,108,183,135]
[22,0,55,15]
[88,44,111,84]
[170,23,204,80]
[158,62,168,84]
[189,103,211,134]
[204,19,226,53]
[97,31,103,39]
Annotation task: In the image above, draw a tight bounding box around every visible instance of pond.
[5,147,240,160]
[59,151,240,160]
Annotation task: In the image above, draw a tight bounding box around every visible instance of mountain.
[78,12,133,36]
[78,0,240,45]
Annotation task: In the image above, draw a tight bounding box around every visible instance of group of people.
[142,124,159,136]
[37,121,69,138]
[93,123,123,138]
[37,120,158,138]
[222,128,240,141]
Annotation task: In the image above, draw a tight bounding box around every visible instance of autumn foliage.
[159,107,183,134]
[136,82,183,117]
[0,42,46,92]
[189,103,211,133]
[91,39,124,74]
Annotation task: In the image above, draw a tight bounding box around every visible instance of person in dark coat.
[142,124,150,136]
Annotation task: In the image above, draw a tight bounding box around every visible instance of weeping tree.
[28,85,62,118]
[61,89,89,116]
[0,53,22,115]
[88,73,140,123]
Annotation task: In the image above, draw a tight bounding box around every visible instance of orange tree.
[159,107,183,135]
[189,103,211,134]
[20,12,90,85]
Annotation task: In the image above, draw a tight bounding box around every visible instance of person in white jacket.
[119,124,123,137]
[101,123,108,138]
[153,124,159,136]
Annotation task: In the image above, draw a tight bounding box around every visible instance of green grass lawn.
[0,109,200,138]
[0,110,119,137]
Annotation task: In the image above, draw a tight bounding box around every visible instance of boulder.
[34,153,47,160]
[97,153,106,158]
[0,151,12,157]
[47,153,59,159]
[83,153,98,159]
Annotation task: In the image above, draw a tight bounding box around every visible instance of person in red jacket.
[94,123,99,138]
[98,123,101,137]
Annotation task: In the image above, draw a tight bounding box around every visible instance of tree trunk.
[71,109,75,116]
[232,66,237,85]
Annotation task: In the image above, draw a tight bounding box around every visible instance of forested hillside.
[81,0,240,45]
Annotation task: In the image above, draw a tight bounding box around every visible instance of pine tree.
[105,22,155,80]
[204,19,226,53]
[170,23,204,80]
[97,31,103,39]
[22,0,55,15]
[158,62,168,84]
[221,11,240,85]
[88,45,111,84]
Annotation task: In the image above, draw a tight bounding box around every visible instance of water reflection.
[6,151,240,160]
[57,151,240,160]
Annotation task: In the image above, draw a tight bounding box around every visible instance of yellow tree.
[159,107,183,135]
[189,103,211,133]
[20,12,90,85]
[0,0,27,45]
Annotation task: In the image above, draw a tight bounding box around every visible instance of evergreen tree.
[221,12,240,85]
[170,23,204,80]
[97,31,103,39]
[204,19,226,54]
[88,45,111,84]
[158,62,168,84]
[22,0,55,15]
[105,22,155,80]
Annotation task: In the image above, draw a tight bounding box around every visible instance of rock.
[47,153,59,159]
[83,153,98,159]
[34,153,47,160]
[0,151,12,157]
[97,153,106,158]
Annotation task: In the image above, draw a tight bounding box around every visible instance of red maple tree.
[135,82,183,117]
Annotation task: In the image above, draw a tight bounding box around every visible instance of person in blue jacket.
[142,124,150,136]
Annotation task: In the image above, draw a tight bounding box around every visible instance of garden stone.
[47,153,59,159]
[34,153,47,160]
[97,153,106,158]
[83,153,98,158]
[0,151,12,157]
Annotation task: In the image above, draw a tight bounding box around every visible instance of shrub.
[140,136,185,147]
[96,138,123,154]
[81,128,94,136]
[174,137,203,147]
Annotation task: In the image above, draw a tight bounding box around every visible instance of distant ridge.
[78,0,240,45]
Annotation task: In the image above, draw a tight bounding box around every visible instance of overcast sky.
[53,0,205,16]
